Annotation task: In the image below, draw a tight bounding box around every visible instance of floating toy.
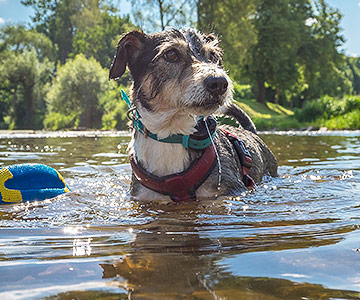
[0,164,70,204]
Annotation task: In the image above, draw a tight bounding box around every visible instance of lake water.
[0,130,359,299]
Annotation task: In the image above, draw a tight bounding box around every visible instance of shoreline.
[1,129,360,139]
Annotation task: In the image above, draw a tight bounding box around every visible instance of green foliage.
[344,94,360,111]
[323,110,360,130]
[0,0,357,132]
[226,92,297,130]
[233,83,255,100]
[44,53,129,130]
[199,0,348,104]
[346,57,360,94]
[43,112,78,130]
[298,0,350,101]
[21,0,134,64]
[0,88,11,129]
[100,85,130,130]
[254,116,302,131]
[22,0,79,62]
[294,99,328,122]
[250,0,312,101]
[1,1,133,131]
[197,0,257,82]
[72,13,134,68]
[0,25,57,61]
[0,49,54,129]
[131,0,195,32]
[294,95,360,129]
[44,54,110,129]
[232,97,293,120]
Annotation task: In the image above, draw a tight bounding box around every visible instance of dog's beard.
[182,86,232,116]
[181,68,233,115]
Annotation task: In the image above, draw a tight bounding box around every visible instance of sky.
[0,0,359,56]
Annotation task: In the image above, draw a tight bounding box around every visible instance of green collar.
[121,90,217,150]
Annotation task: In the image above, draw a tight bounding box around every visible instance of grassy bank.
[229,93,360,131]
[232,98,298,131]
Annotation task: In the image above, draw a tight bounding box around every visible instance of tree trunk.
[256,79,266,103]
[196,0,202,29]
[275,88,280,105]
[25,86,34,129]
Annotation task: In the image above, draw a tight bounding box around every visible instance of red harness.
[130,130,255,202]
[130,145,217,202]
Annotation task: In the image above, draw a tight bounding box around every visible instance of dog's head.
[109,28,232,116]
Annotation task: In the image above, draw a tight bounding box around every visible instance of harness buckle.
[127,107,137,121]
[181,135,190,149]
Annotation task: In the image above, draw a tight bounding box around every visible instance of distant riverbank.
[1,95,359,135]
[1,129,360,141]
[230,94,360,131]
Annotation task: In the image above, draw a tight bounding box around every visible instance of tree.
[0,24,57,61]
[22,0,134,66]
[197,0,257,82]
[246,0,348,104]
[0,25,56,129]
[0,50,54,129]
[44,54,111,129]
[346,57,360,95]
[298,0,349,101]
[72,8,134,68]
[21,0,81,63]
[0,85,10,129]
[131,0,195,32]
[245,0,314,103]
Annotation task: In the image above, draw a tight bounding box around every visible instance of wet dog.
[109,28,277,202]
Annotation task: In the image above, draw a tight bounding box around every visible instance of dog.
[109,28,277,202]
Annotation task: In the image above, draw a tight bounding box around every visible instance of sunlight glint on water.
[0,131,359,299]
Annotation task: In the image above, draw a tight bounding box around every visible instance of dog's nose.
[205,76,228,95]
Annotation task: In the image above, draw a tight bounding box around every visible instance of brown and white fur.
[109,28,278,202]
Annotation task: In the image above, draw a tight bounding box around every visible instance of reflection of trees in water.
[101,217,219,296]
[46,276,359,300]
[97,208,358,299]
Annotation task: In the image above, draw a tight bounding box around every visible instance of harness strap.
[221,129,255,188]
[130,145,217,202]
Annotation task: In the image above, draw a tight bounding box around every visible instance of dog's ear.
[109,31,146,80]
[205,33,220,45]
[205,33,217,42]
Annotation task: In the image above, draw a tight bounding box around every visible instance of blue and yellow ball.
[0,164,70,204]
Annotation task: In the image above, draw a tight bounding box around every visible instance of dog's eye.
[164,49,179,62]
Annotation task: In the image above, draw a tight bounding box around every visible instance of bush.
[344,95,360,112]
[323,110,360,130]
[100,86,129,130]
[294,94,360,129]
[43,112,78,130]
[44,54,110,130]
[233,83,254,100]
[294,99,326,122]
[0,49,54,129]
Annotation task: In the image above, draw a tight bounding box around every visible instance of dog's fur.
[109,28,277,202]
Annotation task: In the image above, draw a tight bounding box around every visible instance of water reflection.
[97,206,360,299]
[0,131,360,298]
